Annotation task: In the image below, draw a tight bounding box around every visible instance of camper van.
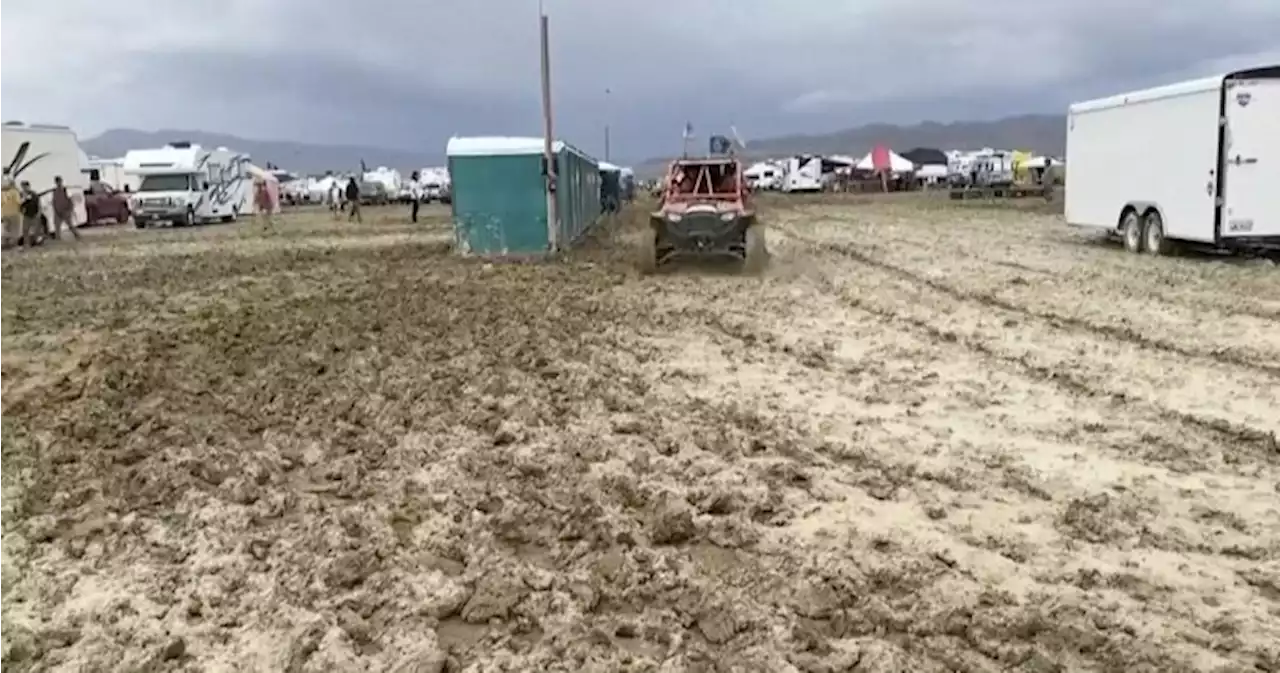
[782,155,823,193]
[123,142,253,228]
[1,121,90,225]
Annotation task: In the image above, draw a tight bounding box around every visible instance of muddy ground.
[2,197,1278,672]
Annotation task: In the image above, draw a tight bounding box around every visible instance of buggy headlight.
[720,212,735,221]
[666,213,682,222]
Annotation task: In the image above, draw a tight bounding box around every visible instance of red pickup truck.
[83,181,131,226]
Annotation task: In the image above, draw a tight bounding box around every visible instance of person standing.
[18,181,45,248]
[1,176,20,248]
[48,176,82,241]
[344,177,362,224]
[329,179,343,220]
[408,171,422,223]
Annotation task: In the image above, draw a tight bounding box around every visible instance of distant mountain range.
[82,114,1067,177]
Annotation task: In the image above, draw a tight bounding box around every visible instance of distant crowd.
[2,174,81,249]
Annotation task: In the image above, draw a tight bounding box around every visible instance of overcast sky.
[4,0,1279,161]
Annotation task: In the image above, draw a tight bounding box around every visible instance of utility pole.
[539,1,558,251]
[603,87,611,162]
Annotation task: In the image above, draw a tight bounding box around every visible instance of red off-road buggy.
[640,156,765,273]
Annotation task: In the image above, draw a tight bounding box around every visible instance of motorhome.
[1066,65,1279,254]
[363,166,403,202]
[123,142,253,228]
[781,155,823,193]
[744,161,782,190]
[1,121,90,224]
[419,166,451,203]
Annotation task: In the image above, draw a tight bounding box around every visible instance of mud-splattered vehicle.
[640,156,765,273]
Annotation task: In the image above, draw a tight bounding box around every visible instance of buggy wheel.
[637,230,657,274]
[743,223,767,274]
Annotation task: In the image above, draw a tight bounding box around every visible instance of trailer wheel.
[1121,210,1143,254]
[1142,210,1173,256]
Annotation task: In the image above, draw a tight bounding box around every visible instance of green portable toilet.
[446,136,602,256]
[598,161,622,214]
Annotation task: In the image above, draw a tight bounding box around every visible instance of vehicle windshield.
[138,174,196,192]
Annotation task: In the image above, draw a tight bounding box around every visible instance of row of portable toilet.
[445,136,630,257]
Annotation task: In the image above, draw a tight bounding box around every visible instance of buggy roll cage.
[662,159,744,201]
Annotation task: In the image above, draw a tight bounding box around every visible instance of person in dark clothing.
[18,181,45,248]
[49,176,81,241]
[344,178,362,223]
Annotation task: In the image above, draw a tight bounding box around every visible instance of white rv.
[744,161,782,190]
[363,166,403,202]
[123,142,253,228]
[782,155,823,193]
[1,121,90,223]
[1066,65,1279,255]
[419,166,451,203]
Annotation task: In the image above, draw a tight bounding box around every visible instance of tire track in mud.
[781,227,1280,379]
[632,281,1280,672]
[659,282,1272,491]
[771,229,1279,460]
[787,206,1280,324]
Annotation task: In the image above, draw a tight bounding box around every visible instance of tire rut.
[781,228,1280,379]
[778,249,1279,461]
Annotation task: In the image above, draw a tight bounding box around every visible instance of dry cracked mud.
[3,198,1278,672]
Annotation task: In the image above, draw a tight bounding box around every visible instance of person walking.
[344,177,362,224]
[1,176,20,248]
[254,178,276,229]
[18,181,45,248]
[408,171,422,223]
[48,176,82,241]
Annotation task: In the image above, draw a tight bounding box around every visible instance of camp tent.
[854,147,914,174]
[901,147,948,167]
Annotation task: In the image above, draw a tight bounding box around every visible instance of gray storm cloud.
[3,0,1278,160]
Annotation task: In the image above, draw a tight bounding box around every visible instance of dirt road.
[3,199,1277,672]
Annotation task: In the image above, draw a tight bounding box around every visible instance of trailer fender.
[1117,201,1160,232]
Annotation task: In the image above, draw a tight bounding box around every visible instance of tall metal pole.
[540,6,558,252]
[603,87,611,162]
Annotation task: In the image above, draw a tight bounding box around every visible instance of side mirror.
[202,182,210,190]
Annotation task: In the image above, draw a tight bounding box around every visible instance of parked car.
[83,182,132,226]
[359,181,390,206]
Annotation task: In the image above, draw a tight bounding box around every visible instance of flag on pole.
[682,122,693,139]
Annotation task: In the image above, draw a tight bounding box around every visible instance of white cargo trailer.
[1065,65,1279,255]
